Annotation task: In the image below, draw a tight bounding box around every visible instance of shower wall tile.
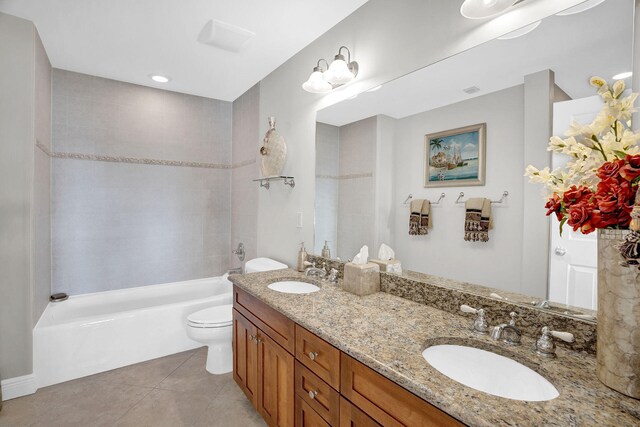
[51,70,232,295]
[230,84,260,269]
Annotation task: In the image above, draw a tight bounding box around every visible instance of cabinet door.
[233,308,258,407]
[339,397,381,427]
[258,330,295,427]
[296,394,330,427]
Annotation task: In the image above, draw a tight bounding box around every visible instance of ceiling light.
[302,60,332,94]
[366,85,382,92]
[460,0,518,19]
[302,46,359,94]
[150,75,170,83]
[556,0,605,16]
[497,20,541,40]
[324,46,359,85]
[613,72,633,80]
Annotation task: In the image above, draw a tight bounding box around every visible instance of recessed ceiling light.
[613,72,633,80]
[366,85,382,92]
[497,20,541,40]
[150,75,170,83]
[460,0,518,19]
[556,0,605,16]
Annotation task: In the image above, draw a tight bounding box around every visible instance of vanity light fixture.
[556,0,605,16]
[302,46,359,93]
[613,71,633,80]
[150,74,171,83]
[302,59,332,93]
[460,0,518,19]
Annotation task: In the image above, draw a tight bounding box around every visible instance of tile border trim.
[36,140,256,169]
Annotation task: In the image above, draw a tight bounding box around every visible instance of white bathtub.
[33,276,233,388]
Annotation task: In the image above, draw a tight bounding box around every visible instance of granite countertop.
[230,269,640,427]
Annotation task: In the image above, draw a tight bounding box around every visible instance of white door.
[549,96,601,309]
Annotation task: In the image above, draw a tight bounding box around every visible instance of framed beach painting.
[424,123,486,187]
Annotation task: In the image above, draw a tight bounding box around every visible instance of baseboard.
[1,374,37,401]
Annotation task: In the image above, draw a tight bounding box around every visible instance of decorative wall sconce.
[302,46,359,93]
[460,0,517,19]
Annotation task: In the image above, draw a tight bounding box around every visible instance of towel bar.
[455,191,509,204]
[403,193,445,205]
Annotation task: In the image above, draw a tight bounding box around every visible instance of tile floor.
[0,347,266,427]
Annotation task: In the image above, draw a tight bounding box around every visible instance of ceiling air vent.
[197,20,255,53]
[463,86,480,94]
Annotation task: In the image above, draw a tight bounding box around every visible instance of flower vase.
[597,229,640,399]
[259,117,286,177]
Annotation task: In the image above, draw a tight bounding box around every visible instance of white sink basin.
[422,344,558,401]
[268,280,320,294]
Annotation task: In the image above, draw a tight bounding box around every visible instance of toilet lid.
[187,304,233,327]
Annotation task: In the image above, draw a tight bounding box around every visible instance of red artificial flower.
[620,154,640,181]
[592,178,635,227]
[544,193,564,221]
[567,200,598,234]
[562,185,594,208]
[596,159,625,180]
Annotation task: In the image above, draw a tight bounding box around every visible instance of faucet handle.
[549,329,574,343]
[460,304,479,314]
[508,312,517,326]
[460,305,488,335]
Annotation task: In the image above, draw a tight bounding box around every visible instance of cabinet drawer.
[296,394,331,427]
[340,354,465,427]
[295,325,341,389]
[295,361,339,426]
[234,285,295,354]
[339,397,381,427]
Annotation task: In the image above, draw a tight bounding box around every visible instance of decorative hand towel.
[409,199,426,235]
[464,198,491,242]
[420,199,431,234]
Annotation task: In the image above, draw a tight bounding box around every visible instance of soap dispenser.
[321,241,331,258]
[297,242,307,272]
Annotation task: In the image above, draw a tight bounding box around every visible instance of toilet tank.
[244,257,288,273]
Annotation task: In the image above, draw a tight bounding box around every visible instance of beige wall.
[256,0,587,267]
[0,12,51,381]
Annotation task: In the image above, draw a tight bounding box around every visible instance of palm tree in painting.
[430,138,443,151]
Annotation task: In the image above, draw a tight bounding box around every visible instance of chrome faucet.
[490,312,521,346]
[327,268,339,283]
[535,326,575,358]
[304,262,326,279]
[532,299,551,309]
[460,305,489,335]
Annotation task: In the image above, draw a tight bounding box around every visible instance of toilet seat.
[187,304,233,328]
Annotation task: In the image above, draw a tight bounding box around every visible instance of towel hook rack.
[455,191,509,204]
[403,193,446,205]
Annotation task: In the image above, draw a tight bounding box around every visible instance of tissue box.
[342,262,380,296]
[369,259,402,274]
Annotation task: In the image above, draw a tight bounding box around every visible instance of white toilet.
[186,257,287,374]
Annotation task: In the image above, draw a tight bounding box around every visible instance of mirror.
[314,0,634,318]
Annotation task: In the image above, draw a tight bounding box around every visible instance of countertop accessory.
[232,242,245,261]
[460,304,489,335]
[535,326,575,358]
[297,242,308,272]
[321,240,331,258]
[490,312,521,346]
[259,117,287,177]
[343,261,380,296]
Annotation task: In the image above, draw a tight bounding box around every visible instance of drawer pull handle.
[308,351,319,361]
[308,390,318,399]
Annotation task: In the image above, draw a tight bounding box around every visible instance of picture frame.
[424,123,486,188]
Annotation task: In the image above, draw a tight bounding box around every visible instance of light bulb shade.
[302,70,332,93]
[324,58,355,85]
[460,0,518,19]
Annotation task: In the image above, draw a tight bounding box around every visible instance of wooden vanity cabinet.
[233,285,465,427]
